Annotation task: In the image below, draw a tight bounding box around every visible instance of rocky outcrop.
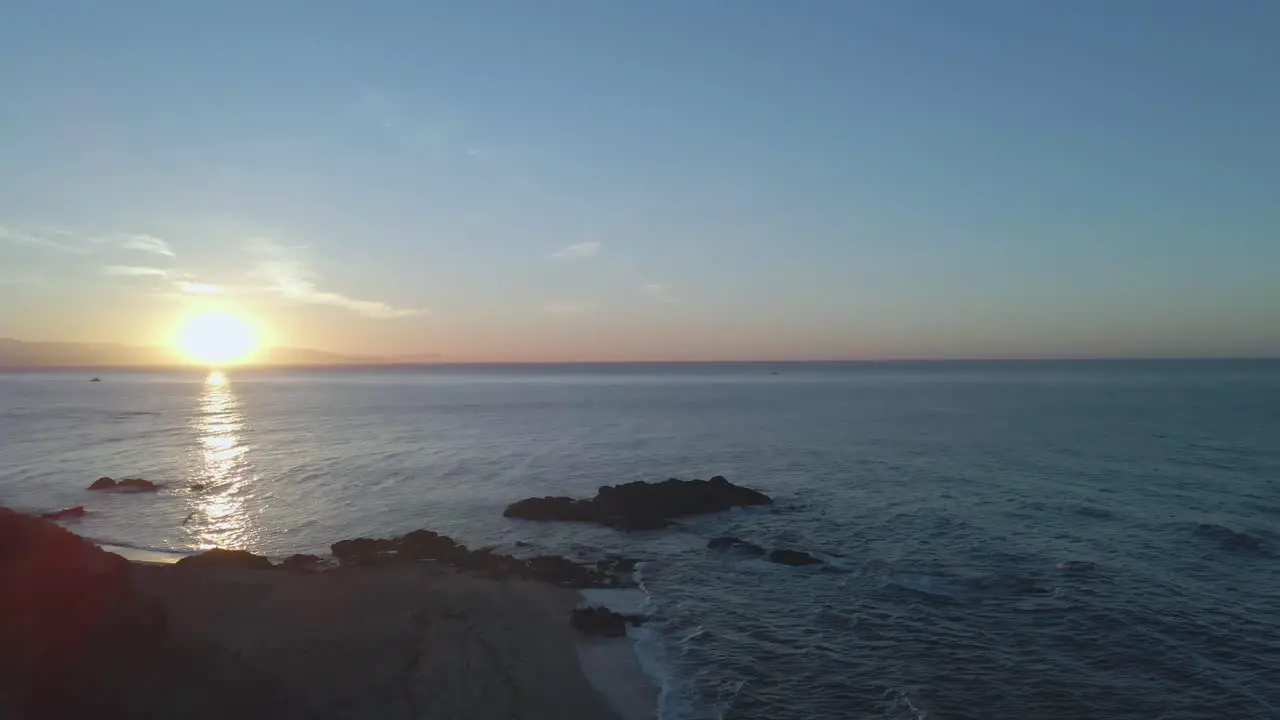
[330,530,627,588]
[87,476,160,492]
[569,606,647,638]
[280,553,324,572]
[707,536,766,555]
[505,475,772,530]
[0,507,164,717]
[768,548,822,566]
[175,548,274,571]
[41,505,88,520]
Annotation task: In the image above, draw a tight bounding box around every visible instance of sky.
[1,1,1277,361]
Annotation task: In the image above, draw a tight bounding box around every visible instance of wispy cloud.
[116,234,175,257]
[642,283,675,302]
[553,241,601,260]
[249,238,422,319]
[104,265,170,277]
[0,226,87,253]
[541,301,598,316]
[175,281,223,295]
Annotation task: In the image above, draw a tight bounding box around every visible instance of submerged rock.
[768,548,822,566]
[708,536,766,555]
[570,606,646,638]
[175,548,274,571]
[1195,523,1263,552]
[40,506,88,521]
[596,554,638,574]
[505,475,772,530]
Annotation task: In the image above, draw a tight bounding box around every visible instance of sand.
[125,562,651,719]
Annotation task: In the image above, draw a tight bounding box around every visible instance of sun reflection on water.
[186,370,258,550]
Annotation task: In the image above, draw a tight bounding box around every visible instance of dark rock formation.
[41,505,88,520]
[1195,523,1263,552]
[569,606,645,638]
[280,553,324,571]
[87,476,160,492]
[0,507,159,716]
[707,536,766,555]
[329,530,624,588]
[175,548,274,571]
[768,548,822,566]
[330,536,399,565]
[505,475,772,530]
[0,508,312,718]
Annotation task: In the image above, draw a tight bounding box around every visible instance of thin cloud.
[176,281,223,295]
[553,241,601,260]
[0,226,86,253]
[642,283,675,302]
[117,234,175,257]
[249,238,422,319]
[104,265,170,277]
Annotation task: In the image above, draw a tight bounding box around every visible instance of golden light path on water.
[186,370,259,550]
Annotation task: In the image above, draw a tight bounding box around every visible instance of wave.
[581,562,695,720]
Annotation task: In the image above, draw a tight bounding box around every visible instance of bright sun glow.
[174,312,259,366]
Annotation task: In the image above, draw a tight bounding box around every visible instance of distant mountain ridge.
[0,338,383,368]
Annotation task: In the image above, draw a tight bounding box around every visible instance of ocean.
[1,361,1277,719]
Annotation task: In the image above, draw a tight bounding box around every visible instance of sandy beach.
[1,508,656,720]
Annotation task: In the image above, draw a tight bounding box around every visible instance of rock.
[189,483,207,491]
[707,536,766,555]
[527,554,614,588]
[768,549,822,566]
[280,553,324,572]
[505,476,772,530]
[0,507,151,713]
[400,528,468,562]
[570,607,631,638]
[330,537,400,566]
[327,529,621,588]
[175,548,274,571]
[503,496,598,523]
[118,478,160,492]
[40,506,88,521]
[88,477,159,492]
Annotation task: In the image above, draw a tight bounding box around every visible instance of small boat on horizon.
[89,377,101,382]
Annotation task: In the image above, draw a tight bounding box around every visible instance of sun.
[174,312,260,366]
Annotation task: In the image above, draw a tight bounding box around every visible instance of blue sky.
[1,1,1277,360]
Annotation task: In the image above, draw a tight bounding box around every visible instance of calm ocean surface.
[2,361,1278,719]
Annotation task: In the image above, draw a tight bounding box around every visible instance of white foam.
[579,563,697,720]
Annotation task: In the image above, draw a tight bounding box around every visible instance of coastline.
[2,505,659,719]
[128,562,641,719]
[98,544,662,718]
